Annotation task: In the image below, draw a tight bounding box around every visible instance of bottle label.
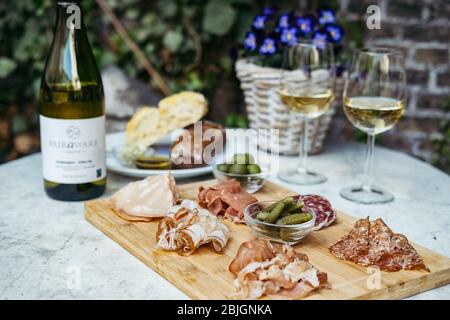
[40,115,106,184]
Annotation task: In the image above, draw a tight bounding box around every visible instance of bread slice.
[158,91,208,133]
[122,92,208,165]
[125,106,160,146]
[123,107,160,165]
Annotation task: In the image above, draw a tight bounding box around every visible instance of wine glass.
[340,47,407,204]
[278,40,335,185]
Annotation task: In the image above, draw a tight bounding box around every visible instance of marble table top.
[1,142,449,299]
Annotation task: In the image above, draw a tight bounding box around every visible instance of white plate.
[106,132,213,179]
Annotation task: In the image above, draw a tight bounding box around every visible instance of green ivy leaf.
[125,9,140,21]
[203,0,236,36]
[163,30,183,52]
[0,57,17,78]
[158,1,178,18]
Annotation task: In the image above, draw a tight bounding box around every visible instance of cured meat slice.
[229,240,281,276]
[229,240,328,299]
[170,121,225,169]
[198,179,257,223]
[294,194,336,230]
[110,173,178,220]
[329,217,430,272]
[156,200,229,255]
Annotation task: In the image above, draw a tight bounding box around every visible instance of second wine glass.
[278,41,335,185]
[340,47,407,204]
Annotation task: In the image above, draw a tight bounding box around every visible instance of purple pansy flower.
[252,15,267,30]
[259,37,277,55]
[296,17,313,34]
[243,32,257,52]
[313,32,328,49]
[263,7,276,16]
[325,24,343,43]
[280,28,298,45]
[278,13,290,29]
[318,9,335,25]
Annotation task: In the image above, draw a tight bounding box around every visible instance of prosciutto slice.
[329,217,430,272]
[156,200,229,255]
[198,179,257,223]
[229,240,328,299]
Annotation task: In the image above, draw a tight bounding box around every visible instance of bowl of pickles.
[244,196,316,244]
[213,153,268,193]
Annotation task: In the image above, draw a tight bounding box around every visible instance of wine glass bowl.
[277,41,335,185]
[343,96,405,135]
[340,47,407,204]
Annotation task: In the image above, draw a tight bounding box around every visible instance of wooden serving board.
[84,180,450,300]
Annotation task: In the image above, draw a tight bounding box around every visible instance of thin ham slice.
[229,240,328,299]
[198,179,257,223]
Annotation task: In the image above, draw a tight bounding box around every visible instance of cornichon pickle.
[264,202,286,224]
[262,197,294,213]
[256,211,270,221]
[280,210,291,218]
[282,196,295,204]
[262,202,278,213]
[284,201,305,214]
[276,213,313,225]
[280,229,294,242]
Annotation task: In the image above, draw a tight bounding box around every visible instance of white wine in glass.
[344,96,405,135]
[279,88,334,118]
[340,48,407,204]
[278,41,335,185]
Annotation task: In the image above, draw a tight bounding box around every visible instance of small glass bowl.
[244,201,316,244]
[212,165,268,194]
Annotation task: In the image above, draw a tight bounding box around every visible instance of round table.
[0,142,449,299]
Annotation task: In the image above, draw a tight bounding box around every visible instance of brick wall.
[332,0,450,163]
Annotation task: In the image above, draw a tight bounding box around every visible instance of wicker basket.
[235,59,343,155]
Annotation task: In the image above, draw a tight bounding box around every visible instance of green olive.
[247,164,261,174]
[217,164,230,173]
[232,153,254,165]
[228,164,248,174]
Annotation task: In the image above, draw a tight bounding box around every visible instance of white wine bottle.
[39,0,106,201]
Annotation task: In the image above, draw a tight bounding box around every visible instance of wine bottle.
[39,0,106,201]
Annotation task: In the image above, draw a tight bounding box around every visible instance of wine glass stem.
[362,134,375,192]
[297,117,308,174]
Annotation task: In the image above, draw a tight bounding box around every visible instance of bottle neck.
[51,1,87,90]
[43,0,101,90]
[54,1,85,35]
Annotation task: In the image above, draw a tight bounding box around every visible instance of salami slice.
[295,194,336,230]
[329,217,430,272]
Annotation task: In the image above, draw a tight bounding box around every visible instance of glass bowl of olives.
[213,153,268,193]
[244,198,316,244]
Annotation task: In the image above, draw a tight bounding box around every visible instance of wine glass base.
[340,186,394,204]
[278,170,327,185]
